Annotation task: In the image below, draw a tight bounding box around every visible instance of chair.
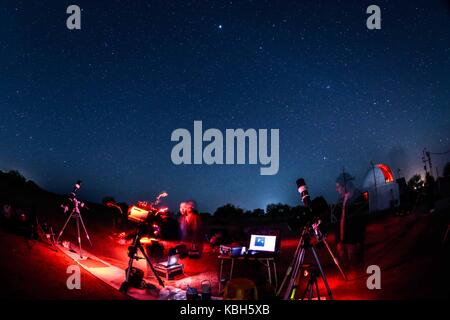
[223,278,258,300]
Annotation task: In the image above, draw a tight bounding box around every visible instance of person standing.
[179,200,203,255]
[334,172,368,274]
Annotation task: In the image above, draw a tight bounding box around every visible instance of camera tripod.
[277,222,346,300]
[33,216,58,252]
[301,267,321,300]
[57,181,92,259]
[119,222,165,293]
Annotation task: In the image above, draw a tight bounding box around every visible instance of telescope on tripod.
[57,180,92,259]
[276,178,347,300]
[119,192,168,293]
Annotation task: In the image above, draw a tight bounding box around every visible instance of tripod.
[34,216,58,251]
[119,223,165,293]
[301,267,321,300]
[57,192,92,259]
[277,222,346,300]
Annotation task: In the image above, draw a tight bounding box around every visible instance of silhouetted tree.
[7,170,26,184]
[213,204,244,220]
[408,174,424,191]
[266,203,290,216]
[252,208,265,217]
[25,180,41,192]
[443,162,450,177]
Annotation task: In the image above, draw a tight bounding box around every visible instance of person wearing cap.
[334,172,368,274]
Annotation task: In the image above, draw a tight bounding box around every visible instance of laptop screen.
[248,234,277,252]
[167,254,179,266]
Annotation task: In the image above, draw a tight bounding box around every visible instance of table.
[218,255,278,293]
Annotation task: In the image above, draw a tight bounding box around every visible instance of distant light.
[218,24,223,29]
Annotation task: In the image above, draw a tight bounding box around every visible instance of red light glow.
[376,164,394,183]
[362,191,369,201]
[140,237,157,244]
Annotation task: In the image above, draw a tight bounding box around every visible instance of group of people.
[177,172,368,275]
[176,171,368,272]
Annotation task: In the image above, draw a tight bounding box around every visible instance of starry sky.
[1,0,449,213]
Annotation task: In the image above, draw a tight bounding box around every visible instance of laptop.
[247,234,277,256]
[157,253,180,268]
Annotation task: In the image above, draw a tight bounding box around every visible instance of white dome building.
[363,163,400,213]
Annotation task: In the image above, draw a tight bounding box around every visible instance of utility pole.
[422,148,428,175]
[422,148,433,178]
[426,150,433,178]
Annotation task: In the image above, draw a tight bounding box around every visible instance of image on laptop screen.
[249,235,277,252]
[158,253,179,267]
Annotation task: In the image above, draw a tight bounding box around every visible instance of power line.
[430,149,450,155]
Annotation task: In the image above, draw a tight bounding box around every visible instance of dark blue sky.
[1,0,449,213]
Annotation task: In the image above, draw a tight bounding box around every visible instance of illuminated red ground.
[0,200,448,300]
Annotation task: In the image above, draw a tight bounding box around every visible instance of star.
[218,24,223,29]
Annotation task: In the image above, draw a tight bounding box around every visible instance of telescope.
[127,192,168,224]
[120,192,168,293]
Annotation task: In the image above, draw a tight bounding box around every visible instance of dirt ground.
[0,230,128,299]
[0,200,448,300]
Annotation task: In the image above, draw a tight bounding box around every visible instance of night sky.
[1,0,449,213]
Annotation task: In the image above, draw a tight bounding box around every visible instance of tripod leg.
[57,210,74,243]
[310,246,332,299]
[277,265,292,296]
[284,248,305,300]
[120,235,140,293]
[322,239,347,281]
[120,254,135,293]
[273,260,278,290]
[301,276,311,300]
[49,226,58,251]
[277,232,304,296]
[138,244,165,287]
[76,217,83,259]
[443,224,449,244]
[78,213,93,246]
[314,272,321,300]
